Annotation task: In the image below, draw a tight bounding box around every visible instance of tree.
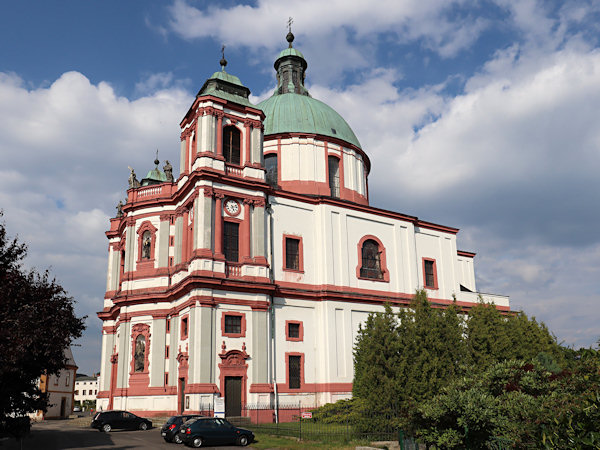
[0,214,86,431]
[353,303,402,412]
[353,291,467,424]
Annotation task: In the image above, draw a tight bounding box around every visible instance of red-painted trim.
[457,250,476,258]
[218,348,249,407]
[422,257,439,290]
[356,235,390,282]
[285,320,303,342]
[223,198,241,217]
[282,234,304,273]
[177,348,189,413]
[136,221,157,264]
[129,324,151,393]
[241,199,252,262]
[221,311,246,338]
[180,314,189,340]
[285,352,304,391]
[249,383,274,393]
[130,324,151,375]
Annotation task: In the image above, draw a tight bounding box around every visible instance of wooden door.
[224,376,242,417]
[179,378,186,414]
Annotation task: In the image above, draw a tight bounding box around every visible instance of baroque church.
[97,33,509,418]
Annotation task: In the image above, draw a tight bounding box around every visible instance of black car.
[91,410,152,432]
[161,415,203,443]
[180,417,253,447]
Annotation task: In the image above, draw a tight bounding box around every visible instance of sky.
[1,0,599,376]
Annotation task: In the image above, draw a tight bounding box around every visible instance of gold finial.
[286,17,294,48]
[220,44,227,70]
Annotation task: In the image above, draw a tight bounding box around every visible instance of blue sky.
[1,0,600,376]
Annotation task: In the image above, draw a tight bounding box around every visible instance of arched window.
[328,156,340,198]
[265,154,278,187]
[360,239,383,279]
[223,126,241,165]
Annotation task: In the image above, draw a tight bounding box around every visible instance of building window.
[288,354,302,389]
[356,235,389,282]
[82,390,86,395]
[223,221,239,262]
[265,154,278,187]
[223,126,241,165]
[423,258,438,289]
[181,316,189,339]
[94,390,97,395]
[75,390,78,395]
[286,320,303,342]
[65,373,70,386]
[328,156,340,198]
[284,236,303,272]
[221,312,246,338]
[225,315,241,334]
[360,239,383,279]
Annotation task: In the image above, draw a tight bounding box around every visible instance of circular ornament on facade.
[224,199,240,216]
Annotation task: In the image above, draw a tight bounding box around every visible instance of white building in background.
[96,33,509,419]
[74,375,98,404]
[30,347,77,420]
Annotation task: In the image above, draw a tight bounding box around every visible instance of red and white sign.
[301,412,312,419]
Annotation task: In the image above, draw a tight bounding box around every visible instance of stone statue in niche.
[142,231,151,259]
[163,160,173,182]
[134,335,145,372]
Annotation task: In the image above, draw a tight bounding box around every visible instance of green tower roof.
[258,32,361,148]
[196,68,253,107]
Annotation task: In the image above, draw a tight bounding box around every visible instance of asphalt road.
[0,420,247,450]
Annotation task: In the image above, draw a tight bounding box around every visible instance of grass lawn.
[250,431,359,449]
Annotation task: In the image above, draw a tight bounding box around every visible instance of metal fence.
[226,403,426,448]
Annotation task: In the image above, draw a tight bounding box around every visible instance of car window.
[166,417,178,424]
[123,412,132,419]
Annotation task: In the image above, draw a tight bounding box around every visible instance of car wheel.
[192,437,203,448]
[237,435,249,446]
[173,433,183,444]
[102,424,111,433]
[139,422,148,431]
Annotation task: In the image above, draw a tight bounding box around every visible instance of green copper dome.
[258,93,361,148]
[258,38,361,149]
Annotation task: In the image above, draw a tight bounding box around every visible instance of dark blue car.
[180,417,253,447]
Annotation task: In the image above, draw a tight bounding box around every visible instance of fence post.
[398,429,404,450]
[298,402,302,441]
[346,412,349,441]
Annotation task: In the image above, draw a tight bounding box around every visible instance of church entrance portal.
[225,376,242,417]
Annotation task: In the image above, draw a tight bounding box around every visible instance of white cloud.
[0,70,192,373]
[166,0,494,83]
